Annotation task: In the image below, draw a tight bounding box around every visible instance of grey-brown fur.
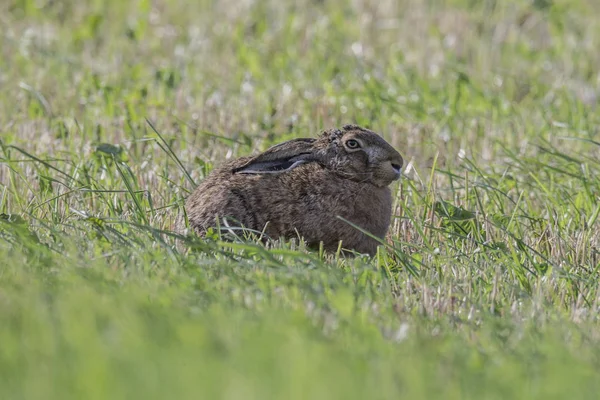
[181,125,404,256]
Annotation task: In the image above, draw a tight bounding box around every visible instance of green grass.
[1,0,600,398]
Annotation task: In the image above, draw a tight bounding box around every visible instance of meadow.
[1,0,600,398]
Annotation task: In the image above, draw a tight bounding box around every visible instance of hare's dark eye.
[345,139,360,149]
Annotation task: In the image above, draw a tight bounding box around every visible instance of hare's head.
[316,125,403,187]
[233,125,403,187]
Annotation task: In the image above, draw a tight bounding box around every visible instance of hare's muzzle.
[372,160,403,187]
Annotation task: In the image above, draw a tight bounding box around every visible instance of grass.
[1,0,600,398]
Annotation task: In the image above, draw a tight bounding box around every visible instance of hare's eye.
[345,139,361,149]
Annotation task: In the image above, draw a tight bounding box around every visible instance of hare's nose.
[391,163,402,175]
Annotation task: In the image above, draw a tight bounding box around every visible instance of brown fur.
[181,125,404,256]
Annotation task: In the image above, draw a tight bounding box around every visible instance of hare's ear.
[233,138,318,174]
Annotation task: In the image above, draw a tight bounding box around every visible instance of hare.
[181,125,403,256]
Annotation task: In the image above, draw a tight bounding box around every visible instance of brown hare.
[181,125,403,256]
